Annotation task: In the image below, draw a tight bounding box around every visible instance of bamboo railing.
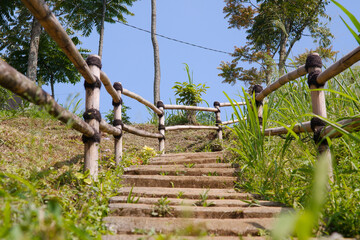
[0,0,248,179]
[250,47,360,181]
[7,0,360,181]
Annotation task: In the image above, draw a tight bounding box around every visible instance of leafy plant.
[172,63,209,124]
[126,186,140,203]
[184,163,195,168]
[332,0,360,45]
[104,104,131,125]
[194,189,215,207]
[151,197,173,217]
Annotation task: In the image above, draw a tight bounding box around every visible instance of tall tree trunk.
[151,0,161,105]
[98,0,106,59]
[264,46,272,85]
[50,75,55,99]
[26,17,41,82]
[278,23,289,76]
[278,34,287,76]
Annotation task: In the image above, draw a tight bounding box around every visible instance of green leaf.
[340,16,360,45]
[332,0,360,32]
[83,178,92,185]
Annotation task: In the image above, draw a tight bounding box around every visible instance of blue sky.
[42,0,360,123]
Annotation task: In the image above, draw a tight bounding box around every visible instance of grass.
[0,103,226,239]
[227,66,360,238]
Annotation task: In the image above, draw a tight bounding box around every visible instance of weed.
[184,163,195,168]
[206,171,219,176]
[194,189,215,207]
[151,197,173,217]
[126,186,140,203]
[159,172,169,176]
[177,191,185,199]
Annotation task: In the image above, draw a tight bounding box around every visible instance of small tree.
[172,64,209,124]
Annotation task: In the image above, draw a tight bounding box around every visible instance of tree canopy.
[219,0,335,86]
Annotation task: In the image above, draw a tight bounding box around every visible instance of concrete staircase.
[103,152,288,239]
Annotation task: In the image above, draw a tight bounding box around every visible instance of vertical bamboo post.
[306,53,333,182]
[252,85,264,126]
[214,101,223,140]
[83,55,102,180]
[157,100,165,154]
[113,82,123,165]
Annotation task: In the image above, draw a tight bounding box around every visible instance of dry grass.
[0,117,224,175]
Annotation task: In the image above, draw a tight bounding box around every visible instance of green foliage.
[219,0,334,85]
[227,66,360,237]
[151,197,173,217]
[0,3,90,98]
[126,186,140,203]
[0,162,123,239]
[172,64,209,107]
[172,63,209,124]
[194,189,215,207]
[332,0,360,45]
[59,0,136,37]
[104,104,131,125]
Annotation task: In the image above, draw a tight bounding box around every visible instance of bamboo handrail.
[165,125,219,131]
[322,117,360,139]
[0,60,95,137]
[99,120,122,136]
[222,119,245,125]
[100,71,121,103]
[317,46,360,85]
[255,66,307,102]
[219,102,245,107]
[264,121,312,136]
[21,0,96,85]
[123,124,163,138]
[164,104,218,112]
[122,89,163,115]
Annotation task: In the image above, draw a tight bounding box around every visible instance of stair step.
[154,152,223,159]
[102,234,267,240]
[191,163,233,168]
[109,196,281,207]
[109,203,289,219]
[122,175,236,188]
[113,187,259,200]
[124,166,234,176]
[148,157,224,165]
[104,216,274,236]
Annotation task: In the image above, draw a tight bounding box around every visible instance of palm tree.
[61,0,136,59]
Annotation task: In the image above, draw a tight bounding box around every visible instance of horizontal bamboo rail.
[219,102,245,107]
[165,125,219,131]
[0,60,95,137]
[21,0,96,85]
[255,65,307,102]
[164,104,218,112]
[100,71,121,103]
[99,120,122,136]
[264,121,312,136]
[123,124,163,138]
[222,119,244,125]
[122,89,163,115]
[323,117,360,139]
[317,46,360,85]
[264,117,360,139]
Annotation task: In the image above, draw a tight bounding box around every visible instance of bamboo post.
[214,101,223,140]
[83,55,102,180]
[252,85,263,125]
[157,101,165,154]
[306,53,333,182]
[113,82,123,165]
